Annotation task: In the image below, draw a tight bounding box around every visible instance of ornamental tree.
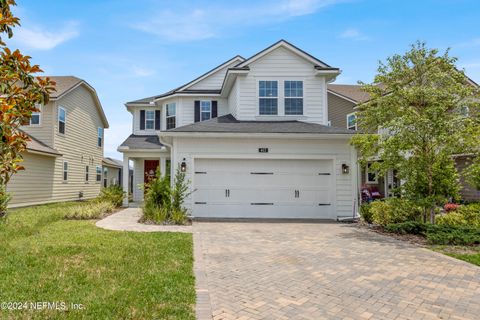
[352,41,480,223]
[0,0,55,216]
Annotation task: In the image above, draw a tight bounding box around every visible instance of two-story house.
[119,40,358,220]
[7,76,110,207]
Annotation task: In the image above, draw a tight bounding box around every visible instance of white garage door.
[193,159,334,219]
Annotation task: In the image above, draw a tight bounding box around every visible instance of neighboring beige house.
[102,157,122,188]
[7,76,109,207]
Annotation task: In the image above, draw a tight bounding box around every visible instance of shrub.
[97,185,124,207]
[360,203,373,224]
[370,198,422,226]
[384,221,427,235]
[64,201,115,220]
[142,201,168,224]
[426,224,480,245]
[171,208,188,225]
[437,203,480,228]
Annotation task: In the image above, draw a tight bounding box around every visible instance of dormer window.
[29,104,42,126]
[259,81,278,115]
[284,81,303,115]
[201,101,212,121]
[145,110,155,129]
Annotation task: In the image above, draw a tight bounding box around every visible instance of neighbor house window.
[460,105,469,117]
[85,166,89,182]
[259,81,278,115]
[347,112,357,130]
[166,103,176,130]
[200,100,212,121]
[96,166,102,182]
[284,81,303,115]
[366,163,377,184]
[63,161,68,181]
[58,107,66,134]
[145,110,155,130]
[29,104,42,126]
[103,167,108,187]
[97,128,103,147]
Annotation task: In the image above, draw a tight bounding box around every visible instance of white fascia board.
[220,69,249,97]
[153,93,221,103]
[159,132,354,140]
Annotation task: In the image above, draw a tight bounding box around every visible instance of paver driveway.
[193,222,480,320]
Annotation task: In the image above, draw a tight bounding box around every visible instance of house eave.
[159,132,354,140]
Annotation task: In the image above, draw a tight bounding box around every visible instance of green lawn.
[431,245,480,267]
[0,202,195,319]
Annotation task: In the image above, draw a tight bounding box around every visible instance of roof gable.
[236,40,336,70]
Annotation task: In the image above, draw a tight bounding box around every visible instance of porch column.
[122,154,129,207]
[160,157,166,177]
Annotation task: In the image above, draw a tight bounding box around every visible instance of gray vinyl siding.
[20,102,55,147]
[7,152,57,207]
[455,156,480,201]
[328,93,356,129]
[179,97,228,126]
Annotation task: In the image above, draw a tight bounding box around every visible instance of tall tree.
[0,0,55,216]
[352,42,480,223]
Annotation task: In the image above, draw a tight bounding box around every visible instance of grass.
[431,245,480,266]
[0,202,195,319]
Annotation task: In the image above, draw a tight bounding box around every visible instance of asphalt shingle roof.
[168,114,355,134]
[25,133,62,156]
[327,84,371,103]
[119,135,164,149]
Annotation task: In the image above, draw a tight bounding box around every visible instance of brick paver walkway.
[194,222,480,320]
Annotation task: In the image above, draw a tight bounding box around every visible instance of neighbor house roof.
[24,133,62,156]
[118,135,165,150]
[102,157,123,168]
[327,84,371,104]
[42,76,109,128]
[166,114,355,134]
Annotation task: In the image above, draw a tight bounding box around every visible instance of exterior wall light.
[342,164,350,174]
[180,158,187,172]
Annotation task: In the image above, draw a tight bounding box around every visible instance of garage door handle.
[225,189,230,197]
[294,190,300,198]
[251,203,274,205]
[318,203,331,206]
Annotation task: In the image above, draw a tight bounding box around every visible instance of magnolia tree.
[0,0,55,216]
[352,42,480,223]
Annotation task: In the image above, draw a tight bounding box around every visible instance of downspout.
[159,134,174,179]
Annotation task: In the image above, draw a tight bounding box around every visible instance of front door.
[144,160,159,185]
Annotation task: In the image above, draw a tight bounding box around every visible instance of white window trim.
[284,80,304,116]
[29,104,42,126]
[63,161,68,182]
[97,127,103,147]
[166,103,176,129]
[346,112,357,130]
[257,79,306,117]
[58,106,66,135]
[145,110,155,130]
[200,100,212,121]
[366,163,378,184]
[96,166,102,183]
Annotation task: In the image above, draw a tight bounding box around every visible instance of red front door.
[144,160,159,185]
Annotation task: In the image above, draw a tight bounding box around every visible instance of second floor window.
[29,104,42,126]
[145,110,155,130]
[97,127,103,147]
[284,81,303,115]
[201,100,212,121]
[58,107,66,134]
[259,81,278,115]
[347,113,357,130]
[166,103,176,130]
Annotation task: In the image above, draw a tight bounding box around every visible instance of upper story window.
[366,163,378,184]
[58,107,66,134]
[145,110,155,130]
[259,81,278,115]
[97,127,103,147]
[284,81,303,115]
[29,104,42,126]
[347,112,357,130]
[200,100,212,121]
[166,103,176,130]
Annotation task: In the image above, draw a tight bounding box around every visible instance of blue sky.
[7,0,480,158]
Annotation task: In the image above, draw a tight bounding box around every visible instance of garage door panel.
[193,159,334,219]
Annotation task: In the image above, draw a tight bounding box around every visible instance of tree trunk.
[429,206,435,224]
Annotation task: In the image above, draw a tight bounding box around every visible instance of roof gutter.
[159,131,354,140]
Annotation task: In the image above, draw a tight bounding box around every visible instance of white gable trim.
[236,40,332,69]
[177,56,245,92]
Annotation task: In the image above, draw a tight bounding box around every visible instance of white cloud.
[339,28,369,41]
[13,21,79,50]
[133,0,346,41]
[131,65,156,78]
